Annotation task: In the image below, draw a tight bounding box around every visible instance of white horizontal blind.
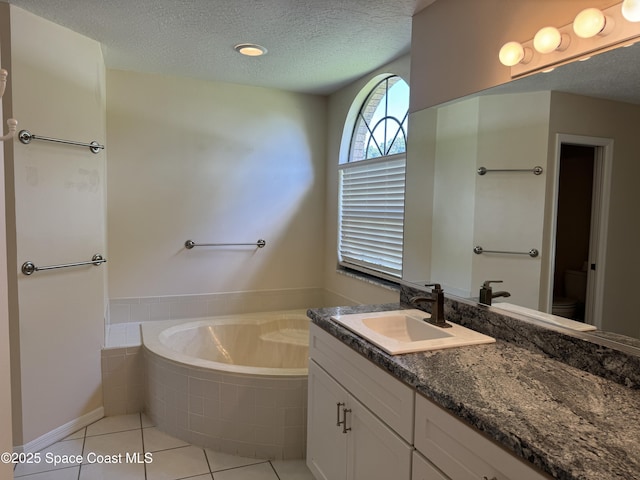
[338,155,406,279]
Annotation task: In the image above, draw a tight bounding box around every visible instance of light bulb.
[534,26,569,53]
[622,0,640,22]
[573,8,612,38]
[499,41,525,66]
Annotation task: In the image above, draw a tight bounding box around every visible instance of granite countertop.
[308,303,640,480]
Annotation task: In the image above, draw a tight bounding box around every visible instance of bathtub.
[142,309,309,460]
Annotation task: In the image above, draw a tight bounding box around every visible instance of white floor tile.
[79,461,146,480]
[211,462,279,480]
[145,445,210,480]
[271,459,315,479]
[14,466,80,480]
[13,439,83,477]
[82,429,143,463]
[142,427,189,452]
[64,428,86,441]
[86,414,141,437]
[204,448,264,472]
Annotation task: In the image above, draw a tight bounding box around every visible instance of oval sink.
[331,309,495,355]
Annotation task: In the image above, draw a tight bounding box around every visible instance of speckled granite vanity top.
[307,302,640,480]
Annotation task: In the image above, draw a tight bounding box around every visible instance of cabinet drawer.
[310,324,414,442]
[414,394,549,480]
[412,451,449,480]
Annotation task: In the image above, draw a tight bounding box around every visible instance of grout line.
[139,413,148,480]
[202,447,213,473]
[77,426,87,480]
[268,460,282,480]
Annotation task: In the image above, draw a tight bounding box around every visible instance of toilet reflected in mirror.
[552,268,587,320]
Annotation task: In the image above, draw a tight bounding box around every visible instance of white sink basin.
[331,309,495,355]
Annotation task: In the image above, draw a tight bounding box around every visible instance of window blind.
[338,155,406,279]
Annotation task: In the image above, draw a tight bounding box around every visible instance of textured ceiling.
[3,0,436,95]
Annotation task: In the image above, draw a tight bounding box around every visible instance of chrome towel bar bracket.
[473,246,539,258]
[477,166,543,176]
[21,254,106,275]
[19,129,105,154]
[185,239,266,249]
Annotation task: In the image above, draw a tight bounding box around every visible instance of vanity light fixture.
[234,43,267,57]
[622,0,640,21]
[499,1,640,76]
[533,26,570,53]
[573,8,614,38]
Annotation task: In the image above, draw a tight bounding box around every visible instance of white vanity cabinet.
[414,394,550,480]
[308,322,550,480]
[307,324,414,480]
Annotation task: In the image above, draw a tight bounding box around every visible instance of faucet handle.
[424,283,442,292]
[482,280,503,288]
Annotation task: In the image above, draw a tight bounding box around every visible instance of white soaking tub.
[142,309,309,459]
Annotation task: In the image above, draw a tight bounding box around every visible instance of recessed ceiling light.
[234,43,267,57]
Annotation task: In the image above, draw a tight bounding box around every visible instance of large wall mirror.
[403,42,640,349]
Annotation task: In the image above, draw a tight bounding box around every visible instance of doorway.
[547,134,613,329]
[551,144,594,322]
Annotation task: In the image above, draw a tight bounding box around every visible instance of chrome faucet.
[409,283,451,328]
[479,280,511,306]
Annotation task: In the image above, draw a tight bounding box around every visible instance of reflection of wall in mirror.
[546,92,640,338]
[404,91,550,305]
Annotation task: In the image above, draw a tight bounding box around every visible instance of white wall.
[430,98,479,295]
[5,5,106,447]
[106,70,326,300]
[472,92,550,307]
[322,55,410,306]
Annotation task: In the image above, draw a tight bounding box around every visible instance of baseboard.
[15,406,104,453]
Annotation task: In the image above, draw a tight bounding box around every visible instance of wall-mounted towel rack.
[21,254,106,276]
[18,129,105,154]
[477,166,543,176]
[473,246,539,258]
[185,239,266,249]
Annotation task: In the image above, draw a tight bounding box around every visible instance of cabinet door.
[347,393,412,480]
[307,360,348,480]
[415,394,549,480]
[412,451,450,480]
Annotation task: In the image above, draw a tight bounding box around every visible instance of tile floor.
[13,413,315,480]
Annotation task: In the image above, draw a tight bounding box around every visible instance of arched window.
[338,75,409,280]
[349,76,409,162]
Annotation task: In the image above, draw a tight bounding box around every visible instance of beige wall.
[322,55,410,305]
[106,70,326,298]
[547,92,640,337]
[5,5,106,447]
[411,0,615,111]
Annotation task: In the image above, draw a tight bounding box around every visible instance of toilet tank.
[565,269,587,302]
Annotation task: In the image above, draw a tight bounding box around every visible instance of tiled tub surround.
[308,297,640,479]
[108,288,328,326]
[142,311,310,460]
